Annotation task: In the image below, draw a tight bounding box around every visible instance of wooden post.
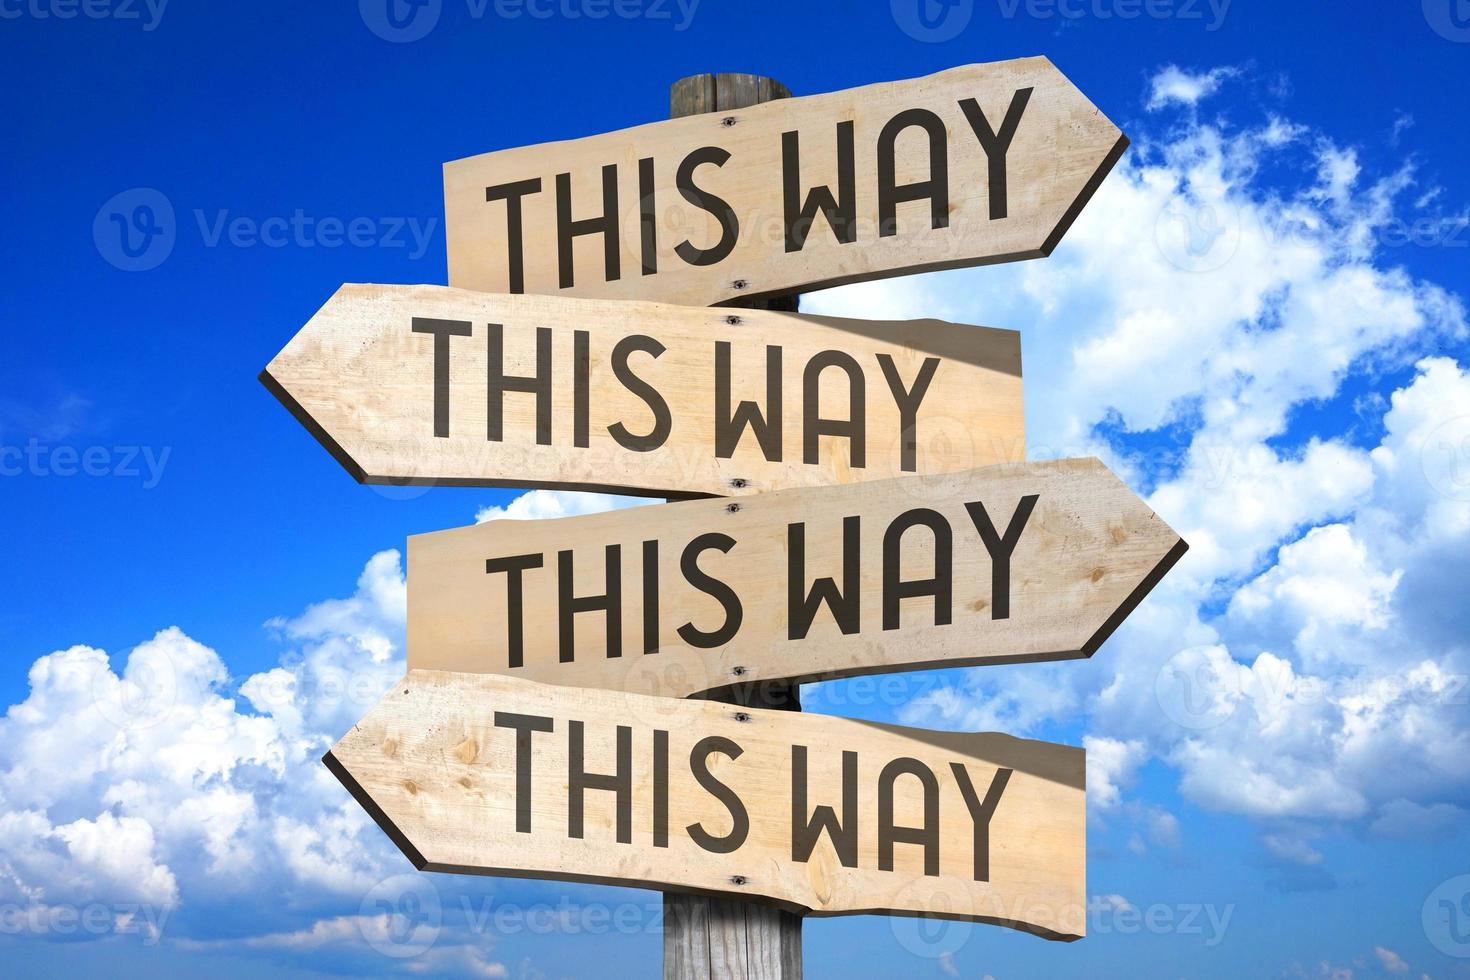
[663,72,803,980]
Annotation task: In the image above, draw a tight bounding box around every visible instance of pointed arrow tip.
[259,367,371,485]
[323,749,430,870]
[1040,131,1131,258]
[1081,535,1189,658]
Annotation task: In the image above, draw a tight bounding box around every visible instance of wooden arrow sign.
[444,57,1126,307]
[325,668,1087,940]
[260,283,1024,497]
[408,458,1187,698]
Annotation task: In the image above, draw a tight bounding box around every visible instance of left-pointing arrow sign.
[261,284,1024,498]
[326,668,1087,940]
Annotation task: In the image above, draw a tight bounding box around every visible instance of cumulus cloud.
[1227,524,1402,669]
[0,538,643,973]
[0,551,442,963]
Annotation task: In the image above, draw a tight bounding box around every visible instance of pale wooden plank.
[407,458,1188,699]
[326,668,1088,940]
[262,283,1024,498]
[443,57,1126,307]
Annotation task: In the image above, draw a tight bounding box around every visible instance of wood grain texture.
[444,57,1126,307]
[325,669,1087,940]
[261,283,1023,498]
[407,458,1187,698]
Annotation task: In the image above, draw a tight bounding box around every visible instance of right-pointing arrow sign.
[444,57,1127,307]
[409,457,1187,699]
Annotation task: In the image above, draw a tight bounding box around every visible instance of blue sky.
[3,1,1469,977]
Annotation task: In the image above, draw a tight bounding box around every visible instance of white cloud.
[1151,440,1376,587]
[898,664,1080,735]
[1262,832,1323,867]
[264,548,405,668]
[1227,523,1402,670]
[0,808,177,913]
[1146,65,1239,111]
[1370,356,1470,540]
[1144,808,1182,850]
[0,553,412,946]
[1083,736,1147,811]
[474,489,654,524]
[1373,946,1409,974]
[1093,893,1133,913]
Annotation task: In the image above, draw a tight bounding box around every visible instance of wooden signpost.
[324,669,1087,940]
[260,283,1024,497]
[660,74,807,977]
[407,457,1186,699]
[444,57,1126,307]
[258,56,1181,980]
